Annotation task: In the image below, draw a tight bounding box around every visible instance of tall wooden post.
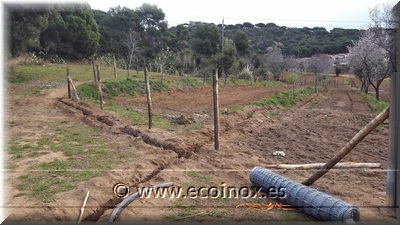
[292,79,296,99]
[144,66,153,129]
[387,5,400,218]
[92,56,96,82]
[113,55,117,80]
[96,65,103,110]
[314,75,318,92]
[66,67,71,99]
[213,69,220,151]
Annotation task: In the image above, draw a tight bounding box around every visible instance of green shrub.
[284,72,301,84]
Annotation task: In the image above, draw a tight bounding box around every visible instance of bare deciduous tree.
[368,2,397,72]
[283,55,299,72]
[126,29,140,78]
[265,47,284,81]
[307,54,332,75]
[347,30,390,100]
[346,3,396,100]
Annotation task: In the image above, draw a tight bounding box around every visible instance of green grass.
[362,93,389,114]
[8,63,127,84]
[77,74,284,100]
[7,143,37,155]
[9,64,66,83]
[283,72,302,84]
[101,101,173,130]
[12,121,127,202]
[343,77,351,86]
[252,87,320,108]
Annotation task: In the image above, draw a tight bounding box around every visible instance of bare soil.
[112,85,288,115]
[4,75,393,223]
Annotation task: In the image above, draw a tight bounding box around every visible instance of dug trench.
[52,87,333,222]
[55,98,210,221]
[8,81,390,222]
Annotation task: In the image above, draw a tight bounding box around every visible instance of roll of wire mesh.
[250,166,360,221]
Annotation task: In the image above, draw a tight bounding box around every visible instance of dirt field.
[112,85,288,115]
[3,74,394,223]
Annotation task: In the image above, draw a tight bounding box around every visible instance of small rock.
[273,151,286,157]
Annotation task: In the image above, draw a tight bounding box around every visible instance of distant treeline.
[9,3,100,61]
[221,23,361,57]
[8,3,361,61]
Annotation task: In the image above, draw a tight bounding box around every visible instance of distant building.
[328,53,349,66]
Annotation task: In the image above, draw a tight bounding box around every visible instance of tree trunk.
[369,77,384,101]
[144,66,153,129]
[127,63,130,78]
[361,77,370,93]
[127,52,134,78]
[375,79,384,101]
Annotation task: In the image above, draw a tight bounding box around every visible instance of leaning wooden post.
[213,69,220,151]
[96,65,103,110]
[66,67,71,99]
[67,73,80,101]
[144,65,153,129]
[92,55,96,82]
[113,55,117,80]
[302,106,390,186]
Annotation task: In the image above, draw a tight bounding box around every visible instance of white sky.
[86,0,396,30]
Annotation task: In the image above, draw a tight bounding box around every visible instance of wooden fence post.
[66,71,80,101]
[213,69,220,151]
[113,55,117,80]
[292,78,296,99]
[144,66,153,129]
[96,65,103,110]
[314,75,318,92]
[66,67,71,99]
[92,56,96,82]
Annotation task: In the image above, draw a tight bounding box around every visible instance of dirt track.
[4,75,393,223]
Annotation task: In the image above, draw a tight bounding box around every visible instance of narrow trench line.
[57,98,200,221]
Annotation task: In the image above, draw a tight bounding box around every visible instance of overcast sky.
[86,0,396,30]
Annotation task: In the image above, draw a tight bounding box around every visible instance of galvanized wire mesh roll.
[250,166,360,221]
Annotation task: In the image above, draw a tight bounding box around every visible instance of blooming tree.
[347,30,390,100]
